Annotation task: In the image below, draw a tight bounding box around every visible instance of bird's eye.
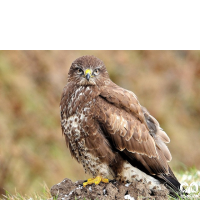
[93,68,99,76]
[76,68,83,75]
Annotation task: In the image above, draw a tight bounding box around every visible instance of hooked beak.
[85,69,92,81]
[86,73,90,81]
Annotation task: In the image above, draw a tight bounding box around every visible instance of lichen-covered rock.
[50,178,169,200]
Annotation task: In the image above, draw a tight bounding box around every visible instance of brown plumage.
[60,55,181,196]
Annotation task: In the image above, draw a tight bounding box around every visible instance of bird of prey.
[60,55,181,196]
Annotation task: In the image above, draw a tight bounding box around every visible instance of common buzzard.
[60,55,181,196]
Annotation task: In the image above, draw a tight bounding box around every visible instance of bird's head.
[68,55,109,86]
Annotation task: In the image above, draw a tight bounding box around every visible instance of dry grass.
[1,183,52,200]
[0,50,200,196]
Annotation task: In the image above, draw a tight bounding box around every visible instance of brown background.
[0,50,199,195]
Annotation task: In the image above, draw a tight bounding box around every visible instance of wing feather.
[94,81,172,176]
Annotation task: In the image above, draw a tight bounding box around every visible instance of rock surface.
[50,178,169,200]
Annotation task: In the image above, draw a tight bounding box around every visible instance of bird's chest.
[64,107,93,142]
[66,86,97,118]
[63,87,97,153]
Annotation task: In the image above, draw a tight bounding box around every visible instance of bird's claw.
[83,176,109,187]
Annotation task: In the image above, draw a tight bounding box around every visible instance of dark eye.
[93,68,99,76]
[76,68,83,75]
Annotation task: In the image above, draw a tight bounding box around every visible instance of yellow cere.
[85,69,92,75]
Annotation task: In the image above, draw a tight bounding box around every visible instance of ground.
[50,178,169,200]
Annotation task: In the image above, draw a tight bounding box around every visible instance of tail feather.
[157,173,187,198]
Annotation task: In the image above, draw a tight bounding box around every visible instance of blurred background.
[0,50,200,196]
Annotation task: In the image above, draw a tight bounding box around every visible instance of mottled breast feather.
[60,83,115,177]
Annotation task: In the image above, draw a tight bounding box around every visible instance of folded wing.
[95,81,172,176]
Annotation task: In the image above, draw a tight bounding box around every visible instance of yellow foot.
[83,176,109,187]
